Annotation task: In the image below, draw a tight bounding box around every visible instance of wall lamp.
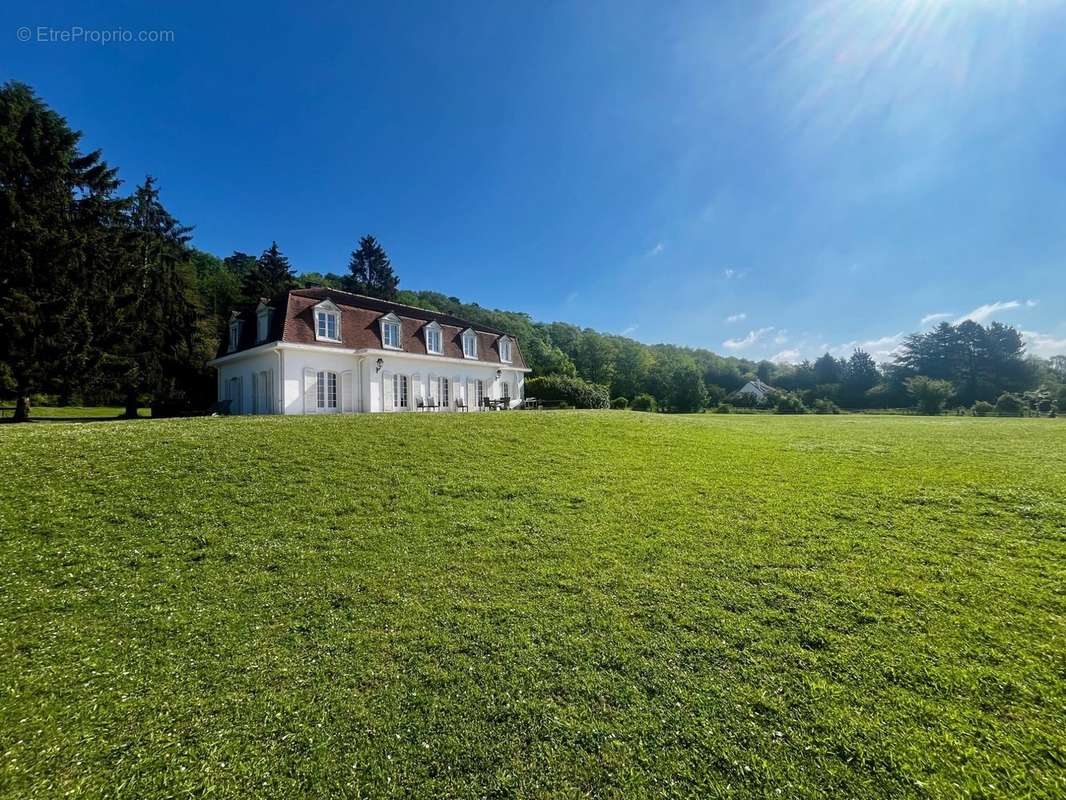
[496,369,502,379]
[376,358,384,373]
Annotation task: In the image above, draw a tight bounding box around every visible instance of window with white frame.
[257,308,271,342]
[317,371,338,410]
[228,321,242,352]
[439,377,449,407]
[316,309,339,341]
[393,374,409,409]
[381,313,402,349]
[463,330,478,359]
[425,323,442,355]
[501,380,511,401]
[500,337,512,363]
[475,379,484,407]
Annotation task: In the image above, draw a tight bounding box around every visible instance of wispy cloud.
[954,300,1032,325]
[646,242,664,258]
[770,349,801,364]
[826,333,905,361]
[920,312,953,326]
[723,326,774,350]
[725,312,747,323]
[564,290,579,305]
[620,324,639,336]
[1022,330,1066,358]
[723,267,748,280]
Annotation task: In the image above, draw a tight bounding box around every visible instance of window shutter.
[266,369,274,413]
[428,374,438,404]
[303,368,316,414]
[467,379,476,410]
[382,371,394,411]
[341,370,353,412]
[251,372,258,414]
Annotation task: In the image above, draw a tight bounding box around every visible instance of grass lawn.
[1,412,1063,798]
[0,406,150,421]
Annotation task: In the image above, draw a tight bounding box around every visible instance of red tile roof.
[221,287,527,369]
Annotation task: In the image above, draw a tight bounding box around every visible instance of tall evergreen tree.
[99,177,202,417]
[343,235,399,299]
[841,349,880,406]
[0,81,125,420]
[241,242,295,303]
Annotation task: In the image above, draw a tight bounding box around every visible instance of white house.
[729,378,777,402]
[207,288,530,414]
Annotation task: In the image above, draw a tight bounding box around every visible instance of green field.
[1,412,1063,798]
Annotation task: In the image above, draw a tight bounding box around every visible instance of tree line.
[2,81,1064,420]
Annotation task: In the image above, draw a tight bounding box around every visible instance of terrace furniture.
[455,398,467,412]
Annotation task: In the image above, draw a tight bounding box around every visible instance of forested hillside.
[3,80,1064,419]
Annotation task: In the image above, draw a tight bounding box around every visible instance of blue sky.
[4,0,1066,361]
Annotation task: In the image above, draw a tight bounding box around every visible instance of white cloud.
[564,291,579,304]
[920,312,953,326]
[826,333,905,361]
[954,300,1030,325]
[620,324,639,336]
[725,312,747,323]
[773,331,789,345]
[1026,299,1039,308]
[723,326,774,350]
[770,349,801,364]
[723,268,748,280]
[1022,330,1066,358]
[646,242,664,257]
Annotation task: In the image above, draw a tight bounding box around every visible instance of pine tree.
[0,81,126,420]
[98,177,202,417]
[343,235,399,300]
[241,242,295,303]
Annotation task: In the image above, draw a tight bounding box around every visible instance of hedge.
[525,375,610,409]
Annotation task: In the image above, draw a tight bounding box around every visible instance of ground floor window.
[437,376,450,408]
[475,379,484,407]
[501,380,511,402]
[393,374,409,409]
[317,370,338,410]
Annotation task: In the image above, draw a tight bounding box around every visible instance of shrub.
[973,400,995,416]
[630,393,657,412]
[713,403,732,414]
[610,396,629,410]
[906,376,953,415]
[525,375,609,409]
[995,393,1023,415]
[813,398,840,414]
[774,392,806,414]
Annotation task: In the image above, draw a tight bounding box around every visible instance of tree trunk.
[13,395,30,422]
[123,389,139,419]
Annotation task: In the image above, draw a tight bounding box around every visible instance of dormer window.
[424,321,443,355]
[256,301,272,343]
[228,315,243,353]
[313,299,341,342]
[499,337,512,364]
[380,312,402,349]
[462,329,478,359]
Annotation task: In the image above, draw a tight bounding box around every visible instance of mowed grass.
[0,413,1063,799]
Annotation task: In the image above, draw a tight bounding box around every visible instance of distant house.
[207,288,530,414]
[729,379,777,402]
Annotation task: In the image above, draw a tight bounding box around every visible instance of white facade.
[210,343,527,415]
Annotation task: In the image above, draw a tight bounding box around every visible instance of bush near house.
[525,375,609,409]
[610,396,628,410]
[973,400,996,416]
[774,392,806,414]
[713,403,732,414]
[813,398,840,414]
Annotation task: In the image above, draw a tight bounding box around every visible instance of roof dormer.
[424,320,443,355]
[461,328,478,359]
[255,300,273,343]
[380,312,402,350]
[313,299,342,342]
